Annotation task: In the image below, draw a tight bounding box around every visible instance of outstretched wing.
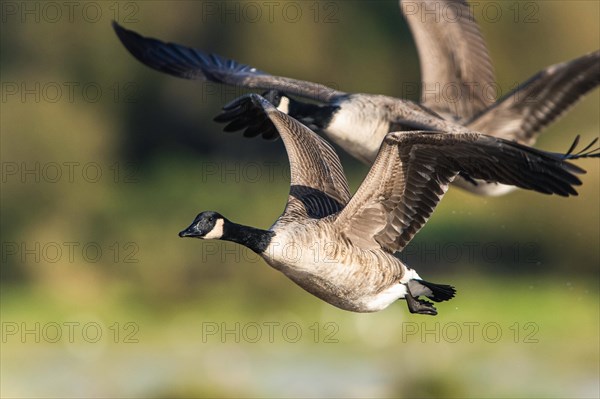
[400,0,495,121]
[245,95,351,220]
[112,22,345,103]
[334,131,587,253]
[467,50,600,145]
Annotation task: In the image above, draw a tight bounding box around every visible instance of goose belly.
[262,232,406,312]
[285,272,408,313]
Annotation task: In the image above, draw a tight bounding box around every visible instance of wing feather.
[112,22,345,102]
[334,131,589,253]
[246,95,351,220]
[467,50,600,144]
[401,0,495,120]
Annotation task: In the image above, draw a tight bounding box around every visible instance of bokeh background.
[1,1,598,397]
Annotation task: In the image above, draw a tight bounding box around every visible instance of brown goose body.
[263,219,409,312]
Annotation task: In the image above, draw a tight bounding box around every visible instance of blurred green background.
[1,1,598,398]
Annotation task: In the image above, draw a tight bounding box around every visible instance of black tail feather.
[415,279,456,302]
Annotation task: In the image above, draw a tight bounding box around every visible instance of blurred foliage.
[1,1,598,398]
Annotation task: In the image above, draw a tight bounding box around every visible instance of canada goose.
[112,13,599,196]
[178,94,598,314]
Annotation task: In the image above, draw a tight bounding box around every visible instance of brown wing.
[334,131,586,253]
[247,95,351,220]
[401,0,495,121]
[467,50,600,145]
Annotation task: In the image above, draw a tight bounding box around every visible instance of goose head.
[179,211,227,239]
[262,90,291,114]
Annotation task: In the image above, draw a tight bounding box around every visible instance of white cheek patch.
[203,219,224,239]
[276,97,290,114]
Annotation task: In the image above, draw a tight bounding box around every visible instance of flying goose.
[112,13,599,196]
[178,94,598,315]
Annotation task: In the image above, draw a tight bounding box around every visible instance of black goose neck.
[288,99,339,130]
[222,221,274,254]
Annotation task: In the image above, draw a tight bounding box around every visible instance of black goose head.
[262,90,291,114]
[179,211,227,239]
[178,211,274,253]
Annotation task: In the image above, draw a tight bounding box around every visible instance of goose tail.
[408,279,456,303]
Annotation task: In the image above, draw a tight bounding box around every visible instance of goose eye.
[208,217,214,222]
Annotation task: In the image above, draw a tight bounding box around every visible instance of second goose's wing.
[334,131,589,253]
[245,94,351,220]
[112,22,345,103]
[467,50,600,145]
[400,0,495,121]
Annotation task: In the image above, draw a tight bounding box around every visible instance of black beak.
[178,224,200,238]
